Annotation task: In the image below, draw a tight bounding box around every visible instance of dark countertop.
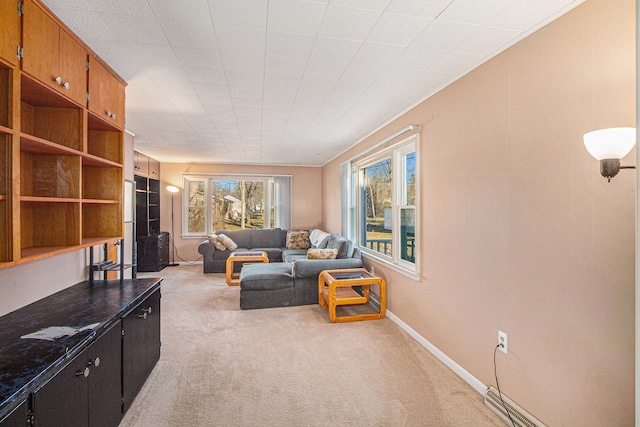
[0,277,162,420]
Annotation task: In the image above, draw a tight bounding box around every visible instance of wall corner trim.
[386,310,487,396]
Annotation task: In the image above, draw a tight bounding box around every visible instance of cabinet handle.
[138,307,152,319]
[105,110,116,119]
[87,357,100,367]
[55,76,62,85]
[76,367,90,378]
[63,81,70,90]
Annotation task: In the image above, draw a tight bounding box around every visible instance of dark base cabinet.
[122,288,161,412]
[0,400,28,426]
[137,232,169,272]
[0,279,162,427]
[32,322,123,427]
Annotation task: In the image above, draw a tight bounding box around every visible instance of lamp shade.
[583,127,636,160]
[166,185,179,193]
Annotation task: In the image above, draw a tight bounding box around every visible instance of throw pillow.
[286,230,310,250]
[309,229,331,248]
[307,248,338,259]
[207,234,226,251]
[217,234,238,251]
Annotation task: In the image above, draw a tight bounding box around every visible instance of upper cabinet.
[0,0,127,268]
[21,0,88,106]
[88,56,125,129]
[0,0,20,66]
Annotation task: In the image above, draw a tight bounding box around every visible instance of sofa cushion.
[325,234,350,259]
[215,229,252,248]
[307,248,337,259]
[286,230,310,250]
[282,249,308,263]
[240,263,294,291]
[251,228,285,248]
[252,247,283,262]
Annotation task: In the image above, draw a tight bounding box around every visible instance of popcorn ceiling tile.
[329,0,391,11]
[134,43,180,66]
[185,67,227,85]
[176,48,224,69]
[87,0,153,16]
[216,25,266,54]
[318,4,381,41]
[144,65,191,82]
[310,37,362,62]
[267,31,316,58]
[209,0,268,29]
[158,16,218,49]
[268,0,327,35]
[303,59,348,82]
[367,13,432,46]
[100,14,168,44]
[412,19,479,51]
[42,0,93,11]
[352,42,405,67]
[265,55,308,78]
[429,50,484,74]
[385,0,453,18]
[438,0,513,25]
[392,46,447,70]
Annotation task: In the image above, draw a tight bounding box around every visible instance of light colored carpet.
[120,265,504,427]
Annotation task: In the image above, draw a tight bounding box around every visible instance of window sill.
[361,251,420,281]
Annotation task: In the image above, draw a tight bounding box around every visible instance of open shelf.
[20,201,81,250]
[87,113,123,164]
[83,203,122,239]
[83,166,122,201]
[0,65,10,129]
[20,151,81,199]
[0,199,8,262]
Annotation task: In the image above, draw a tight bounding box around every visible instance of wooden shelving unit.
[0,0,127,270]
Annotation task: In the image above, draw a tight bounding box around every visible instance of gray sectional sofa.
[197,228,363,310]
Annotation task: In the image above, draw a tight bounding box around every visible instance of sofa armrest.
[292,258,363,279]
[198,240,215,258]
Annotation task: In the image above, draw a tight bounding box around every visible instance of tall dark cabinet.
[134,152,168,272]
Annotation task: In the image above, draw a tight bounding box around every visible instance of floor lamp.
[166,185,180,267]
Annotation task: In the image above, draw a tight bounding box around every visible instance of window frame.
[349,133,420,277]
[180,174,281,238]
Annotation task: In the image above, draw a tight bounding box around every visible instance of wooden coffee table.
[225,251,269,286]
[318,268,386,323]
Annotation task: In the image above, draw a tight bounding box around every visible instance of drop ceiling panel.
[40,0,585,165]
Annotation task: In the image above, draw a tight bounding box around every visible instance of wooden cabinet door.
[59,29,88,106]
[88,58,125,128]
[148,157,159,180]
[22,0,87,105]
[0,0,20,65]
[32,349,90,427]
[133,151,148,176]
[87,322,123,427]
[122,289,161,412]
[22,0,60,90]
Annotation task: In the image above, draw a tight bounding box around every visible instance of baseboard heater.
[484,387,547,427]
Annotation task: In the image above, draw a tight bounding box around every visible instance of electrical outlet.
[498,331,508,353]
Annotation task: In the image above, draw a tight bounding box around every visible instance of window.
[181,175,291,237]
[346,133,419,275]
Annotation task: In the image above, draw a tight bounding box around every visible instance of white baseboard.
[385,310,488,396]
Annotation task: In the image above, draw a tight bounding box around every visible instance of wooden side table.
[318,268,386,323]
[225,251,269,286]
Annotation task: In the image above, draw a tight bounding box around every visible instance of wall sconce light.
[583,127,636,182]
[166,185,180,267]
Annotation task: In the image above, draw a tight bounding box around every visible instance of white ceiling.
[42,0,583,166]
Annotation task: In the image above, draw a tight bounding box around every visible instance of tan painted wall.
[159,162,323,261]
[323,0,636,425]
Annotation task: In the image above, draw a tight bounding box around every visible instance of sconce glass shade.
[166,185,179,193]
[583,127,636,160]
